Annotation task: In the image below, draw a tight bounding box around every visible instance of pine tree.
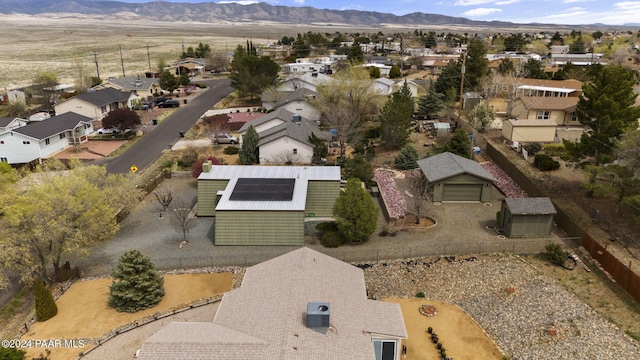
[34,280,58,322]
[417,82,443,118]
[380,82,414,149]
[333,178,377,243]
[108,250,164,313]
[239,125,259,164]
[395,144,420,170]
[444,129,472,159]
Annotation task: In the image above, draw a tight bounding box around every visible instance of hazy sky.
[115,0,640,26]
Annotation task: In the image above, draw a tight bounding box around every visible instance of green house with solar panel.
[197,162,341,245]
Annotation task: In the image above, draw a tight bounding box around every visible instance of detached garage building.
[197,164,340,246]
[417,152,496,202]
[498,197,557,238]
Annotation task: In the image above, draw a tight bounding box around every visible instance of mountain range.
[0,0,580,29]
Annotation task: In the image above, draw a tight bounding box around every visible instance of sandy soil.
[386,298,503,360]
[54,140,127,160]
[21,273,233,359]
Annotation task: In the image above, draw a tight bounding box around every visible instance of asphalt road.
[105,78,232,174]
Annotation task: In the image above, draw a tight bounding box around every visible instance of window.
[0,140,4,144]
[0,157,7,163]
[536,111,550,120]
[22,141,30,145]
[59,133,66,139]
[373,340,396,360]
[45,138,50,145]
[101,105,107,113]
[570,112,577,122]
[293,148,298,155]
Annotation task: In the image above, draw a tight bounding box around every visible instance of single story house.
[0,117,28,134]
[54,87,136,122]
[94,75,161,100]
[279,72,332,92]
[197,164,340,245]
[498,197,557,238]
[510,96,580,127]
[0,112,93,165]
[417,152,496,202]
[260,87,320,121]
[501,119,557,143]
[137,247,407,360]
[239,108,329,165]
[282,62,323,74]
[372,78,395,95]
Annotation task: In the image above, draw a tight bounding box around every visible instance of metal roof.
[517,85,575,93]
[505,197,557,215]
[417,152,497,183]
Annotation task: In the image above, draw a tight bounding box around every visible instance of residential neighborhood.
[1,20,640,360]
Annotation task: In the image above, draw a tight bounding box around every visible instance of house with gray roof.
[417,152,496,202]
[53,87,137,122]
[498,197,557,238]
[0,113,93,165]
[94,75,161,99]
[239,108,330,165]
[0,117,28,134]
[261,87,320,121]
[197,164,340,245]
[137,247,407,360]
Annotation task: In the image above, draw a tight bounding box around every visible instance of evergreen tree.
[380,82,413,149]
[576,66,640,165]
[309,132,328,165]
[0,347,26,360]
[343,155,373,184]
[229,47,279,100]
[497,58,514,76]
[108,250,165,313]
[395,144,420,170]
[347,42,365,64]
[35,280,58,321]
[418,82,443,119]
[194,42,211,58]
[464,38,489,90]
[389,65,402,78]
[333,178,377,243]
[159,70,178,94]
[239,125,259,164]
[369,66,381,79]
[434,60,461,95]
[569,35,586,54]
[444,129,472,158]
[523,59,547,79]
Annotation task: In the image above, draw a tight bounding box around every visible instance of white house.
[0,112,93,165]
[94,75,161,100]
[279,72,332,92]
[372,78,396,95]
[54,87,137,122]
[261,87,320,121]
[0,117,28,134]
[6,88,26,104]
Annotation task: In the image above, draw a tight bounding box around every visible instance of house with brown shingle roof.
[137,247,407,360]
[511,96,580,126]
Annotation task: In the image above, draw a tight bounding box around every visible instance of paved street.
[105,78,232,174]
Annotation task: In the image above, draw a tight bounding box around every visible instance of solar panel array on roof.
[230,178,295,201]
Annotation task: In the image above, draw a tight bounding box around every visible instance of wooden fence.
[583,233,640,303]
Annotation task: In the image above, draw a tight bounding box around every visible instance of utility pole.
[458,49,467,114]
[146,43,151,71]
[92,51,101,80]
[119,45,126,78]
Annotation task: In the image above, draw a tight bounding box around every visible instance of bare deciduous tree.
[154,187,173,211]
[405,169,433,224]
[268,150,301,165]
[170,197,197,242]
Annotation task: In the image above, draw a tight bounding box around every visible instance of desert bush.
[533,154,560,171]
[320,230,344,248]
[416,291,425,298]
[34,280,57,322]
[223,146,240,155]
[543,143,565,156]
[177,147,200,168]
[545,243,567,266]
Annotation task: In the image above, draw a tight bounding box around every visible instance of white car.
[96,128,118,134]
[213,133,238,144]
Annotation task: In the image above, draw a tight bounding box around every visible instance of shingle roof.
[257,118,330,147]
[417,152,497,182]
[519,78,583,91]
[0,117,16,127]
[13,112,92,140]
[103,76,158,91]
[138,248,407,360]
[239,107,295,132]
[505,197,557,215]
[274,87,316,108]
[73,87,132,106]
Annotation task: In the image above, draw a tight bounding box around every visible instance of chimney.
[202,160,213,173]
[306,302,330,334]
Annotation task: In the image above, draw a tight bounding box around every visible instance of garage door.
[442,184,482,202]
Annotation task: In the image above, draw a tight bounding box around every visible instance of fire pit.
[419,304,437,317]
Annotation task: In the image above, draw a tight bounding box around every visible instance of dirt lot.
[21,273,233,359]
[388,298,503,360]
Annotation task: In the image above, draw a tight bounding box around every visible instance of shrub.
[320,230,344,248]
[522,142,543,155]
[0,347,27,360]
[427,326,433,333]
[543,143,565,156]
[416,291,426,298]
[34,280,58,322]
[177,147,200,168]
[223,146,240,155]
[108,250,165,313]
[533,154,560,171]
[316,221,338,232]
[395,144,420,170]
[194,83,207,88]
[365,126,381,139]
[545,243,567,266]
[191,156,222,177]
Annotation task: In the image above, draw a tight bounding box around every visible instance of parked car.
[132,102,149,110]
[96,127,118,134]
[213,133,239,144]
[158,99,180,108]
